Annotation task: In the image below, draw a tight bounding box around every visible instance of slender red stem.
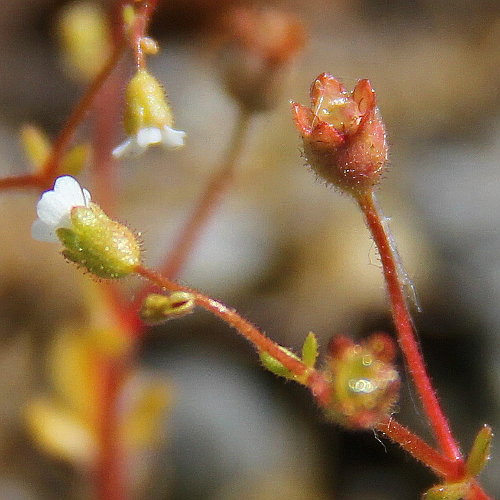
[375,419,463,480]
[130,107,252,315]
[358,190,462,462]
[135,265,309,377]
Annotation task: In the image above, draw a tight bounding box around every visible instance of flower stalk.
[358,189,462,462]
[134,265,311,379]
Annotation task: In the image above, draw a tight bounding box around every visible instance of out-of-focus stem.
[41,42,126,187]
[135,265,310,378]
[96,359,127,500]
[130,107,252,313]
[358,189,462,463]
[163,106,251,279]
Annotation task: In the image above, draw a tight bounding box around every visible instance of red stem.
[135,265,309,377]
[358,190,462,462]
[375,419,463,479]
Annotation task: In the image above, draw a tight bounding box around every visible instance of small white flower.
[111,125,186,158]
[32,175,91,243]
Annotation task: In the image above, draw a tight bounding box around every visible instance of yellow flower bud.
[140,292,195,324]
[20,124,51,172]
[58,1,111,82]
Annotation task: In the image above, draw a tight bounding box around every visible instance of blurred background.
[0,0,500,498]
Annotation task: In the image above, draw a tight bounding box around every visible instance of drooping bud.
[140,292,196,324]
[217,6,305,112]
[322,333,400,429]
[112,69,186,157]
[292,73,388,198]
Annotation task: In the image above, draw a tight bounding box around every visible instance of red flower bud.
[291,73,388,197]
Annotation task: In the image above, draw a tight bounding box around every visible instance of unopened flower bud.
[58,1,111,82]
[113,69,186,158]
[322,333,400,429]
[140,37,159,55]
[21,124,51,172]
[32,176,141,279]
[140,292,195,324]
[218,7,305,112]
[292,73,388,197]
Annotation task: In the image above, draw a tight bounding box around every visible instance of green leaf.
[301,331,318,368]
[466,424,493,477]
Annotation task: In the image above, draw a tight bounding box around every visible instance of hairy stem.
[135,265,310,378]
[375,419,463,479]
[358,190,461,462]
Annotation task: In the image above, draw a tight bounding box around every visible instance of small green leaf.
[259,346,299,380]
[302,331,319,368]
[466,424,493,477]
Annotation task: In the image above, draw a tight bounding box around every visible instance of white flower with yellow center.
[32,175,91,243]
[112,69,186,158]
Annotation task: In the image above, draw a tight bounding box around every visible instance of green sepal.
[301,331,318,368]
[466,424,493,477]
[57,203,140,279]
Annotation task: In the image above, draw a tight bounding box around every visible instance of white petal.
[136,127,162,148]
[161,126,186,149]
[36,176,88,227]
[112,138,146,158]
[37,189,73,227]
[31,219,59,243]
[53,176,89,208]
